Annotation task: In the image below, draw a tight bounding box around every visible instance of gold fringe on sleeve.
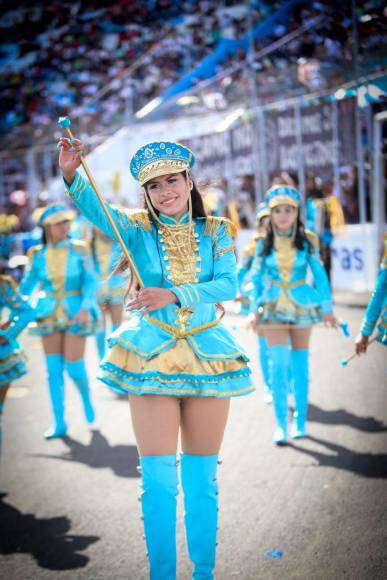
[117,208,152,231]
[204,216,237,240]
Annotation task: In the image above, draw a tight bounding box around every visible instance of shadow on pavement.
[308,403,387,433]
[291,436,387,479]
[33,429,140,479]
[0,492,99,570]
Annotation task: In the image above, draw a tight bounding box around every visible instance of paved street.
[1,305,386,580]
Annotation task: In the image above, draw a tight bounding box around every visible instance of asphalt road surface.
[1,304,386,580]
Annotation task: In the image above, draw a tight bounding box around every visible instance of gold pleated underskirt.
[104,338,247,376]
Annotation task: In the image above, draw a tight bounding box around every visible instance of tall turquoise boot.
[65,359,95,424]
[181,453,219,580]
[44,353,67,439]
[95,329,106,360]
[287,340,294,398]
[268,344,290,445]
[140,455,178,580]
[258,335,272,404]
[290,349,309,439]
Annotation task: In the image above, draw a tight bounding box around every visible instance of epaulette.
[27,244,43,259]
[305,230,320,250]
[204,216,237,239]
[118,208,152,231]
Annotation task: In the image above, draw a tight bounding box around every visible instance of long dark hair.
[261,213,313,256]
[113,173,207,279]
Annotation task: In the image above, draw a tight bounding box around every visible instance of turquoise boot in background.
[66,359,95,424]
[258,335,272,404]
[140,455,178,580]
[268,344,290,445]
[95,328,106,360]
[181,453,219,580]
[44,353,67,439]
[291,349,309,439]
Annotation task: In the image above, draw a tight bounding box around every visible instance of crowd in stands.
[0,0,385,220]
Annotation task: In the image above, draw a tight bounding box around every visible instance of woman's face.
[47,220,70,243]
[145,172,192,218]
[271,204,297,230]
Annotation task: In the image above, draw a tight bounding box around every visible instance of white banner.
[331,224,380,292]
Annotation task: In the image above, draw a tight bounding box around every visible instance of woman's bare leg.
[42,331,65,355]
[180,396,230,454]
[128,394,181,456]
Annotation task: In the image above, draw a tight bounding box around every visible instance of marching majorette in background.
[237,202,273,403]
[355,233,387,355]
[305,174,345,281]
[251,185,337,445]
[19,203,99,439]
[0,271,35,452]
[91,227,126,359]
[58,134,254,580]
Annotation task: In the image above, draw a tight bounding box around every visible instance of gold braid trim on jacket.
[204,216,237,240]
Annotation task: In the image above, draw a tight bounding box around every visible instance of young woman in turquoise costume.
[251,185,337,445]
[58,136,254,580]
[91,228,125,359]
[19,204,99,439]
[237,202,273,403]
[355,234,387,354]
[0,271,35,451]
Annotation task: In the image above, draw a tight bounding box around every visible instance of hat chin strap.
[143,176,193,230]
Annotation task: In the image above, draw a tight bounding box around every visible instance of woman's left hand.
[73,309,89,326]
[323,312,338,328]
[126,288,178,315]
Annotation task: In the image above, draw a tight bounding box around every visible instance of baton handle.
[59,117,144,288]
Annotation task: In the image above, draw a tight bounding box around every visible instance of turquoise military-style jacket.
[19,238,99,324]
[360,249,387,345]
[251,231,333,314]
[64,171,249,363]
[0,275,35,361]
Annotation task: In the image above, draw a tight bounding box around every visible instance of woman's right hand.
[57,138,84,184]
[355,333,369,355]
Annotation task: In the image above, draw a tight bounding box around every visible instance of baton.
[341,334,380,367]
[58,116,144,288]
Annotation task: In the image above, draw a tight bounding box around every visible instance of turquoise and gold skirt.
[29,306,97,337]
[97,286,124,307]
[0,348,27,388]
[99,339,254,398]
[259,288,322,327]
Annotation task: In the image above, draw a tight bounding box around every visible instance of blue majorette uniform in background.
[237,202,273,403]
[92,229,126,359]
[252,185,334,444]
[359,234,387,346]
[0,275,35,449]
[19,203,99,438]
[64,141,254,580]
